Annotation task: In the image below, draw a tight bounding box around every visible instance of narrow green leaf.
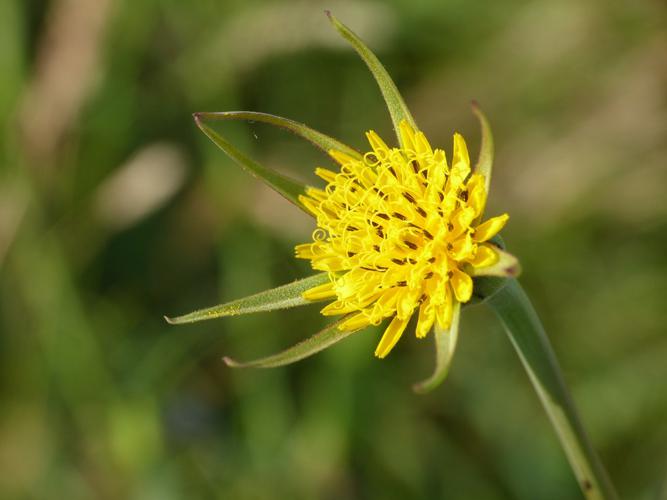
[471,246,521,278]
[327,11,417,146]
[413,302,461,394]
[471,101,494,224]
[196,111,362,161]
[487,279,618,499]
[165,273,329,325]
[223,316,359,368]
[193,114,308,212]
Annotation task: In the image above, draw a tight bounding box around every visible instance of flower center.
[296,121,508,357]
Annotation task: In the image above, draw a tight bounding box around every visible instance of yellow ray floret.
[296,121,509,358]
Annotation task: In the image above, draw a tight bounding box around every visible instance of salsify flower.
[166,12,519,392]
[295,122,510,359]
[167,14,620,496]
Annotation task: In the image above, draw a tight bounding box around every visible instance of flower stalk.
[486,279,618,500]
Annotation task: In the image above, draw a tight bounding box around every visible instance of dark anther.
[372,187,387,198]
[376,228,385,238]
[391,258,406,265]
[369,219,380,228]
[437,191,444,202]
[407,258,417,264]
[347,251,357,257]
[428,257,436,263]
[395,280,407,287]
[447,243,454,251]
[373,245,381,252]
[387,166,398,178]
[402,192,416,204]
[424,272,434,279]
[366,153,378,163]
[460,190,468,202]
[447,270,454,278]
[410,159,420,173]
[403,240,418,250]
[392,212,407,221]
[416,207,427,218]
[418,293,428,303]
[346,225,359,232]
[447,222,454,231]
[423,229,434,240]
[377,213,390,220]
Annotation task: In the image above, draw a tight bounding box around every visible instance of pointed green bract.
[471,247,521,278]
[194,114,308,212]
[471,102,494,224]
[327,11,417,147]
[165,273,329,325]
[196,111,362,162]
[413,302,461,394]
[223,317,359,368]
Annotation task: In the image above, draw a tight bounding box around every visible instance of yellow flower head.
[172,13,519,391]
[296,121,508,358]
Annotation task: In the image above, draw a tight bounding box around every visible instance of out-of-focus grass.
[1,0,666,499]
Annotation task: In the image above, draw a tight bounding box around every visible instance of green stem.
[486,279,618,500]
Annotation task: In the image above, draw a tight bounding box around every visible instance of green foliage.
[1,1,666,499]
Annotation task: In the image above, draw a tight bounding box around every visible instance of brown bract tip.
[222,356,238,367]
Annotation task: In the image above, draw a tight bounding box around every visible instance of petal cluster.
[296,121,508,358]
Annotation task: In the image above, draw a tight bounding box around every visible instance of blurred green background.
[1,0,666,499]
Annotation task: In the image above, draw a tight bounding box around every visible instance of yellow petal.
[298,194,322,217]
[374,315,410,358]
[449,232,474,260]
[473,213,509,242]
[414,131,433,156]
[305,187,327,201]
[466,174,487,216]
[450,267,473,303]
[302,282,337,301]
[339,312,371,332]
[320,300,358,316]
[315,167,337,183]
[366,130,390,155]
[415,301,435,338]
[452,133,470,170]
[469,244,499,268]
[294,243,315,259]
[328,149,358,165]
[399,120,416,151]
[435,287,453,330]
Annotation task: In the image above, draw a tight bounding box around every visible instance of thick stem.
[486,279,618,500]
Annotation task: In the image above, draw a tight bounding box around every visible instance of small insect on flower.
[166,12,519,392]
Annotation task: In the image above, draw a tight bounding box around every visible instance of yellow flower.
[296,121,509,358]
[168,12,520,391]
